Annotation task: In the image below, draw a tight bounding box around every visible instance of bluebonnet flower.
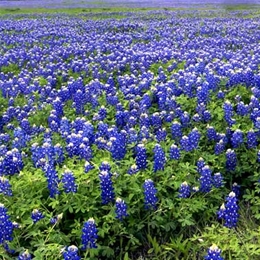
[169,144,180,160]
[204,244,223,260]
[217,191,239,228]
[153,144,166,172]
[237,101,248,116]
[178,182,191,198]
[192,113,201,122]
[0,176,12,196]
[43,164,60,198]
[188,128,200,150]
[203,110,212,122]
[18,250,32,260]
[150,112,162,131]
[155,128,167,143]
[99,161,111,172]
[254,117,260,130]
[135,144,147,170]
[53,97,64,118]
[2,149,23,175]
[50,213,63,225]
[78,143,92,161]
[171,121,182,141]
[199,166,212,193]
[20,118,31,135]
[223,100,234,126]
[99,170,115,204]
[61,170,78,193]
[143,179,158,210]
[62,245,81,260]
[207,126,218,142]
[97,106,107,121]
[128,164,139,175]
[140,113,150,128]
[108,133,126,161]
[54,144,64,165]
[212,173,224,188]
[115,198,128,221]
[138,126,151,141]
[31,209,45,223]
[214,140,225,155]
[84,161,94,173]
[127,128,138,144]
[197,157,205,174]
[0,204,14,245]
[247,129,258,149]
[180,136,191,152]
[231,129,243,148]
[217,203,226,220]
[232,183,240,198]
[226,149,237,172]
[81,218,98,250]
[180,111,190,127]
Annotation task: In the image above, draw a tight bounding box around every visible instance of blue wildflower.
[81,218,98,250]
[231,129,243,148]
[199,165,212,193]
[84,161,94,173]
[0,176,12,196]
[188,128,200,150]
[50,213,63,225]
[18,250,32,260]
[115,198,128,221]
[43,164,60,198]
[197,157,205,174]
[178,182,191,198]
[171,121,182,141]
[31,209,44,223]
[232,183,240,198]
[61,170,77,193]
[226,149,237,172]
[143,179,158,210]
[153,144,166,172]
[204,244,224,260]
[247,129,258,149]
[169,144,180,160]
[99,170,115,204]
[136,144,147,170]
[212,173,224,188]
[128,164,139,175]
[62,245,81,260]
[214,140,225,155]
[0,204,14,245]
[180,136,191,152]
[217,191,239,228]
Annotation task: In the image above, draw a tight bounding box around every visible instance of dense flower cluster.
[0,9,260,258]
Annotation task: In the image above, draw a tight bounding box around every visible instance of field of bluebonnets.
[1,7,260,260]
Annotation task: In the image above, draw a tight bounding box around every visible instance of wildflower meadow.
[1,5,260,260]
